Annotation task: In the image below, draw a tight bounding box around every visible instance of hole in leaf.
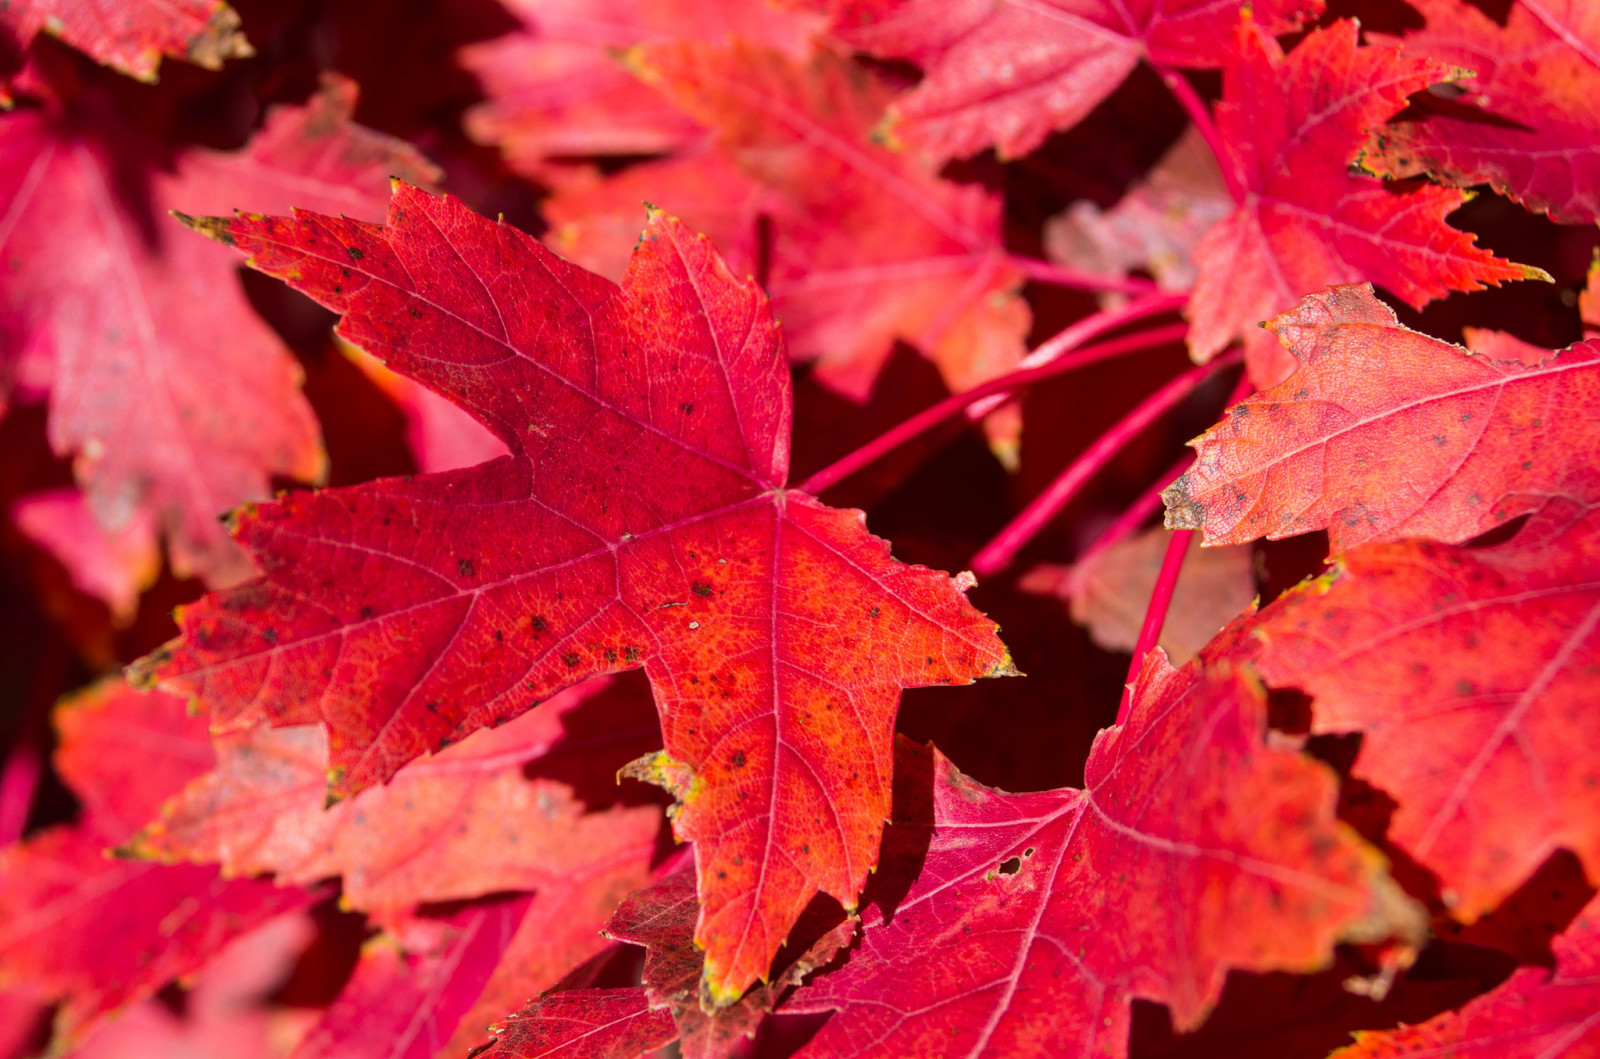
[1267,688,1314,735]
[997,856,1022,876]
[1463,512,1530,549]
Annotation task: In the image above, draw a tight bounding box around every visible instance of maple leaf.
[458,0,822,172]
[542,153,766,293]
[1164,284,1600,552]
[802,0,1322,162]
[293,895,533,1059]
[124,674,661,915]
[780,653,1420,1058]
[550,42,1031,429]
[1364,0,1600,225]
[1334,892,1600,1058]
[69,913,313,1059]
[605,867,855,1057]
[0,76,437,585]
[1460,252,1600,363]
[1020,527,1255,664]
[12,485,158,622]
[122,654,660,1055]
[484,990,676,1059]
[484,866,854,1059]
[1044,125,1233,298]
[1186,17,1545,385]
[441,844,657,1059]
[1249,503,1600,923]
[0,0,251,96]
[0,680,319,1042]
[131,185,1014,1002]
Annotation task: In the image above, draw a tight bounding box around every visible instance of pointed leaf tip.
[173,212,237,247]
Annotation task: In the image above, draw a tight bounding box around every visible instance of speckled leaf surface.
[1252,505,1600,922]
[131,185,1013,1002]
[783,650,1417,1058]
[1164,285,1600,552]
[1335,891,1600,1058]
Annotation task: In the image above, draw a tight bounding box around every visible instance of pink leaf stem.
[968,349,1243,578]
[1007,253,1160,295]
[965,291,1190,422]
[1152,64,1245,205]
[799,323,1190,495]
[1110,370,1255,724]
[1115,529,1196,726]
[0,737,42,848]
[1074,453,1195,570]
[1074,370,1254,571]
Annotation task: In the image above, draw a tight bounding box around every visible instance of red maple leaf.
[484,865,854,1058]
[1165,285,1600,552]
[11,486,158,621]
[441,847,660,1059]
[0,681,319,1042]
[1043,125,1233,296]
[0,0,250,96]
[123,674,662,915]
[131,185,1013,1002]
[1366,0,1600,225]
[545,42,1030,432]
[604,867,854,1057]
[292,895,533,1059]
[1334,892,1600,1058]
[66,913,313,1059]
[1186,17,1544,384]
[458,0,822,172]
[484,989,675,1059]
[10,0,1600,1053]
[1251,503,1600,923]
[0,76,437,585]
[780,650,1419,1058]
[803,0,1322,161]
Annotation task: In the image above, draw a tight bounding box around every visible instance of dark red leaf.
[783,650,1418,1057]
[1187,18,1544,384]
[804,0,1323,161]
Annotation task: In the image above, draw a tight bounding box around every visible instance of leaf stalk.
[1006,254,1160,295]
[968,350,1243,577]
[1152,64,1246,205]
[799,322,1189,495]
[1115,529,1196,726]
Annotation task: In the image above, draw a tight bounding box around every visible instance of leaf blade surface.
[135,186,1013,1001]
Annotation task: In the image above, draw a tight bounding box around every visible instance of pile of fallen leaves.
[1,1,1597,1057]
